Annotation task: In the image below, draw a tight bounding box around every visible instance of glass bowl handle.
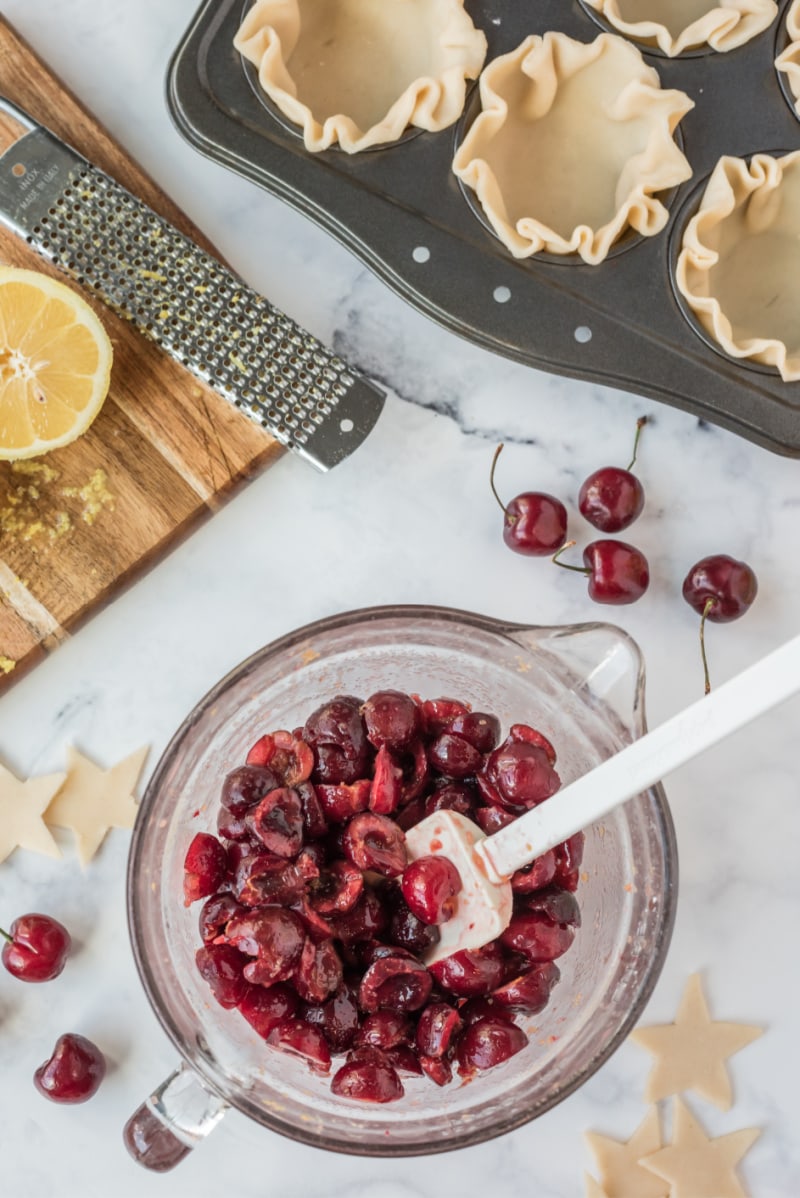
[123,1063,227,1172]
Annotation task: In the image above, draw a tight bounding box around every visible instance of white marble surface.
[1,2,799,1195]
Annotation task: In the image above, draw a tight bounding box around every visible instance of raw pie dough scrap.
[234,0,487,153]
[676,151,800,382]
[583,0,778,57]
[0,762,65,863]
[583,1175,610,1198]
[451,32,693,264]
[639,1097,760,1198]
[44,745,148,866]
[629,973,763,1110]
[585,1106,669,1198]
[775,0,800,115]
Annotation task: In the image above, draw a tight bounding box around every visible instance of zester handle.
[0,96,384,471]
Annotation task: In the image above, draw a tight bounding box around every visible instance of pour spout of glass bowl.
[406,633,800,965]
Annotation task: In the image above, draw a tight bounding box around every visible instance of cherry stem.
[700,597,714,696]
[551,541,590,575]
[626,416,647,472]
[0,927,12,944]
[489,444,512,519]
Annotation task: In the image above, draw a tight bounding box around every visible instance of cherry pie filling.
[183,691,583,1103]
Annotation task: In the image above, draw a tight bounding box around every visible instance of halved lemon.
[0,266,113,460]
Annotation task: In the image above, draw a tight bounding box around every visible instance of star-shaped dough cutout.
[0,762,64,863]
[584,1173,610,1198]
[44,746,148,865]
[639,1097,760,1198]
[630,973,762,1109]
[585,1106,668,1197]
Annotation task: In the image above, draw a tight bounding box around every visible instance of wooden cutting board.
[0,18,283,696]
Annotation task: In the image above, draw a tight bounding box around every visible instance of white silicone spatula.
[406,633,800,964]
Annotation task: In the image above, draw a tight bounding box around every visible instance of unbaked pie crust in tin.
[676,152,800,381]
[234,0,487,153]
[452,32,694,265]
[583,0,778,57]
[776,0,800,115]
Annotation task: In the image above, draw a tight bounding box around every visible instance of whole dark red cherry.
[553,539,649,605]
[682,555,758,622]
[682,554,757,694]
[578,417,647,533]
[362,690,420,752]
[490,444,567,556]
[386,890,441,955]
[426,733,482,779]
[455,1015,527,1074]
[483,738,561,810]
[34,1033,106,1103]
[585,541,649,604]
[1,914,71,983]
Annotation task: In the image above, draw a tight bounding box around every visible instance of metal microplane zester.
[0,97,384,471]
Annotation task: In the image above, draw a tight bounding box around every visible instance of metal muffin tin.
[168,0,800,455]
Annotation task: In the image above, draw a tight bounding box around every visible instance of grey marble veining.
[0,3,798,1196]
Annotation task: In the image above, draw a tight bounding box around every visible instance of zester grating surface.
[0,107,384,472]
[38,168,353,446]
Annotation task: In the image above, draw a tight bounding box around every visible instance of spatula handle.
[477,633,800,882]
